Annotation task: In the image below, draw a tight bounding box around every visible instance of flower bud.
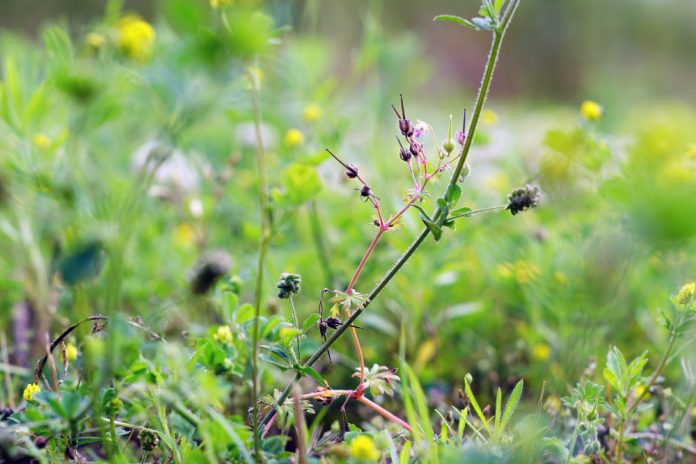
[345,163,359,179]
[677,282,695,306]
[443,114,455,155]
[455,130,466,146]
[506,185,541,216]
[458,162,471,183]
[396,137,411,162]
[360,185,371,198]
[409,141,422,158]
[276,273,301,299]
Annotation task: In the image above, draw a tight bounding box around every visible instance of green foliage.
[0,0,695,462]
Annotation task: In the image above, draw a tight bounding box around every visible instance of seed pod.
[409,141,422,158]
[396,137,411,162]
[345,163,359,179]
[360,185,371,198]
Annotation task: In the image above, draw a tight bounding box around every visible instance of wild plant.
[252,0,536,458]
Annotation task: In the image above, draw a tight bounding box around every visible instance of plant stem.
[289,296,301,361]
[356,396,413,432]
[249,67,270,463]
[566,420,580,464]
[616,329,678,463]
[345,229,384,388]
[259,0,519,429]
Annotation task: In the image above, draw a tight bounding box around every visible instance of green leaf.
[301,314,320,332]
[433,15,478,30]
[235,303,255,324]
[499,379,523,437]
[464,379,491,435]
[450,207,472,217]
[494,388,502,437]
[300,366,325,385]
[421,217,443,241]
[259,345,293,365]
[444,184,462,206]
[603,367,619,390]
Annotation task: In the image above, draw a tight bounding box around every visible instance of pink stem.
[357,396,412,432]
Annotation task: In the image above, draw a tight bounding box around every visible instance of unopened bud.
[345,163,359,179]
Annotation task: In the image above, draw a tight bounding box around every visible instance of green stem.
[566,420,580,464]
[289,296,301,361]
[616,329,678,463]
[259,0,520,430]
[249,67,269,463]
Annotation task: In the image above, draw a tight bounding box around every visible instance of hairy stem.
[259,0,520,429]
[249,67,269,463]
[289,296,301,361]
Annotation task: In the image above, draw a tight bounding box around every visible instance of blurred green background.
[1,0,695,418]
[4,0,696,103]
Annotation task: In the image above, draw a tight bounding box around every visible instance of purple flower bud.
[399,146,411,161]
[455,130,466,146]
[398,118,414,137]
[360,185,371,198]
[409,141,422,158]
[345,163,359,179]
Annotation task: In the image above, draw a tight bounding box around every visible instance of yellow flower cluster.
[32,133,51,150]
[284,128,305,148]
[116,15,156,62]
[677,282,695,305]
[531,343,551,362]
[303,104,322,123]
[23,383,41,402]
[495,260,541,284]
[580,100,603,122]
[65,343,79,362]
[213,325,234,344]
[349,435,380,462]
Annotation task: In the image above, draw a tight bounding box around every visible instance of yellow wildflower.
[85,32,105,51]
[210,0,233,8]
[32,133,51,150]
[481,109,499,125]
[514,260,540,284]
[284,128,304,148]
[303,104,322,123]
[580,100,603,122]
[349,435,380,462]
[173,223,196,249]
[213,325,234,344]
[495,263,513,279]
[633,384,649,401]
[531,343,551,362]
[554,271,568,285]
[65,343,79,362]
[116,15,156,62]
[23,383,41,402]
[677,282,695,305]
